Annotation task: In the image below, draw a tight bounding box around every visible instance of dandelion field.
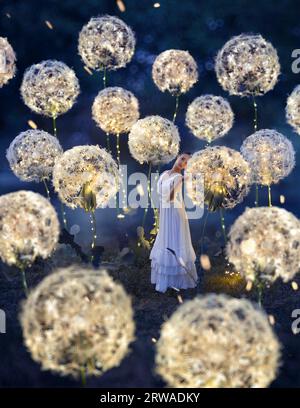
[1,0,300,390]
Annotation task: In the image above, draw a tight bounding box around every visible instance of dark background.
[1,0,300,388]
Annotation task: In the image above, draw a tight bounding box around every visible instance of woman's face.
[175,153,191,170]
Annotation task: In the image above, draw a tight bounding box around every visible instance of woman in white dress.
[150,153,198,293]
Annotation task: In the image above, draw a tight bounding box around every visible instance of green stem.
[200,208,210,255]
[173,95,180,123]
[103,67,107,88]
[252,94,258,132]
[81,367,86,387]
[20,266,28,297]
[90,211,97,263]
[52,116,57,137]
[106,133,110,152]
[257,282,264,308]
[219,207,226,244]
[268,185,272,207]
[255,184,259,207]
[42,177,50,200]
[60,201,68,230]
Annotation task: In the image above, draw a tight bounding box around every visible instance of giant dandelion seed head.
[286,85,300,134]
[20,60,80,118]
[21,266,135,378]
[241,129,295,186]
[78,15,135,71]
[215,34,280,97]
[156,294,280,388]
[186,95,234,142]
[52,145,120,210]
[6,129,63,183]
[152,49,198,96]
[128,116,180,165]
[0,37,16,88]
[186,146,251,210]
[227,206,300,284]
[0,191,59,267]
[92,87,139,135]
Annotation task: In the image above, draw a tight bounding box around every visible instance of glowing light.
[0,191,59,267]
[128,115,180,165]
[92,87,139,135]
[216,34,280,97]
[156,294,280,387]
[116,0,126,12]
[78,15,135,71]
[7,129,63,183]
[200,254,211,270]
[286,85,300,135]
[21,60,80,118]
[152,49,198,96]
[227,206,300,284]
[53,145,119,210]
[27,120,38,129]
[45,20,54,30]
[0,37,16,88]
[241,129,295,186]
[186,146,251,210]
[186,95,234,142]
[21,267,135,378]
[291,281,299,291]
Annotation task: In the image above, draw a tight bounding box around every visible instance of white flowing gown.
[150,170,198,292]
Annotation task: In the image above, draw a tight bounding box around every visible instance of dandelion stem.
[90,211,97,263]
[20,266,28,297]
[200,208,210,255]
[103,67,107,88]
[255,183,259,207]
[219,207,226,244]
[252,94,258,131]
[42,177,50,200]
[268,185,272,207]
[81,367,86,387]
[257,282,264,308]
[52,115,57,137]
[60,201,68,230]
[173,95,180,123]
[106,133,110,152]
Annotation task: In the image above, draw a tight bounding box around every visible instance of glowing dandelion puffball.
[0,191,59,267]
[6,130,63,182]
[53,145,120,209]
[128,116,180,165]
[78,15,135,71]
[156,294,280,388]
[186,95,234,142]
[215,34,280,97]
[0,37,16,88]
[186,147,251,210]
[241,129,295,186]
[92,87,139,134]
[152,50,198,95]
[21,267,135,378]
[21,60,80,118]
[227,207,300,284]
[286,85,300,134]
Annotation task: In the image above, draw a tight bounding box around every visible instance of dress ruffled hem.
[151,260,198,293]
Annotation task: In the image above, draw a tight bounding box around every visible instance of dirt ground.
[0,238,300,388]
